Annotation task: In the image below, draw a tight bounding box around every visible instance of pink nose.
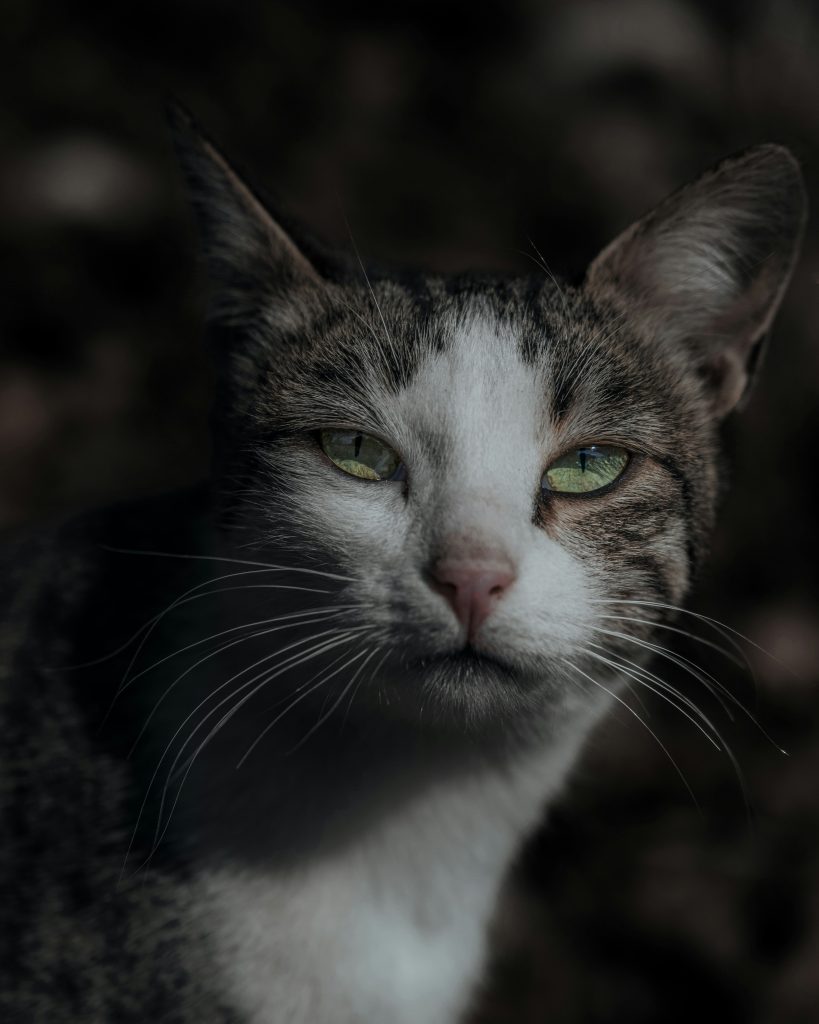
[427,557,517,640]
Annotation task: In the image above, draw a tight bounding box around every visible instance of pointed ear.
[168,102,323,324]
[585,145,807,418]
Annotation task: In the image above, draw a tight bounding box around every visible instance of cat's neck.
[195,730,585,1024]
[162,677,572,870]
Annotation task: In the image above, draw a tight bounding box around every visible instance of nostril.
[428,576,457,602]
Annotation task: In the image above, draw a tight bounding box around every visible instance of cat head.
[172,107,805,740]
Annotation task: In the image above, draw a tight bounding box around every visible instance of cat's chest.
[201,862,488,1024]
[195,753,569,1024]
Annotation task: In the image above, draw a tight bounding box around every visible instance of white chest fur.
[197,738,583,1024]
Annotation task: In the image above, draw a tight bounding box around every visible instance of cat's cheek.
[536,460,693,607]
[476,534,602,667]
[289,470,411,564]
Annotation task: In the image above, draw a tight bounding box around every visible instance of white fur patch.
[199,737,586,1024]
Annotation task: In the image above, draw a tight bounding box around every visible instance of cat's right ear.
[168,102,323,323]
[585,145,806,418]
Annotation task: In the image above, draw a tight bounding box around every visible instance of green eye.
[542,445,629,494]
[319,430,403,481]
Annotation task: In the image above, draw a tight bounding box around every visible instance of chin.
[371,645,558,736]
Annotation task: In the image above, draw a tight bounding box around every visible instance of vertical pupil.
[354,434,363,459]
[579,450,588,473]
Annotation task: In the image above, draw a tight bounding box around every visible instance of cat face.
[173,108,805,737]
[239,289,699,732]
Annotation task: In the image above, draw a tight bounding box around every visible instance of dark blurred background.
[2,1,818,1020]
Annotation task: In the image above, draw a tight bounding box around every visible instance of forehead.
[392,311,551,454]
[377,294,687,483]
[385,313,562,524]
[264,277,684,463]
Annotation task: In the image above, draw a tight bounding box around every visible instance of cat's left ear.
[585,145,807,418]
[168,102,325,324]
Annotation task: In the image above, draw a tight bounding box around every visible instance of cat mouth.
[414,645,517,679]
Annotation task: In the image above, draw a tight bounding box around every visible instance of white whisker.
[251,645,377,761]
[589,624,737,718]
[583,646,721,749]
[596,613,746,670]
[99,545,354,582]
[588,623,786,753]
[340,211,397,365]
[563,658,701,811]
[342,646,389,733]
[523,238,571,321]
[122,605,354,695]
[591,597,798,680]
[120,627,361,880]
[128,610,355,757]
[146,632,364,863]
[102,571,338,724]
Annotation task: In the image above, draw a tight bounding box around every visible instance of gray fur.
[0,114,805,1022]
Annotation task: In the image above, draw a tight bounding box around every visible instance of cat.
[0,106,805,1023]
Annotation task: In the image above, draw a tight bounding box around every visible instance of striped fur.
[0,116,805,1023]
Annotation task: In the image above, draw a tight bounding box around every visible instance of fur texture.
[0,115,805,1023]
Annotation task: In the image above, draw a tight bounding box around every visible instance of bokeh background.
[2,1,819,1020]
